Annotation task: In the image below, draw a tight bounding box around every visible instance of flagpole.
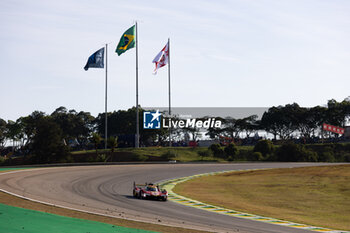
[168,38,172,147]
[105,43,108,149]
[135,21,140,148]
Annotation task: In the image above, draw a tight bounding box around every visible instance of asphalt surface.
[0,163,336,233]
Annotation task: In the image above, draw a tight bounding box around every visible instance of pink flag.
[152,42,169,74]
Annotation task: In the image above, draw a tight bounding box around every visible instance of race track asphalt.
[0,163,335,233]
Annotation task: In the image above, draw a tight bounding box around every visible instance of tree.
[222,117,240,139]
[31,117,68,163]
[18,111,45,147]
[321,99,349,138]
[326,99,345,127]
[6,120,23,148]
[206,119,224,139]
[75,111,95,146]
[51,107,94,146]
[107,136,118,153]
[260,107,280,140]
[182,125,201,141]
[0,118,7,148]
[342,97,350,126]
[94,107,164,147]
[297,107,315,139]
[91,132,102,154]
[235,115,258,138]
[261,104,300,140]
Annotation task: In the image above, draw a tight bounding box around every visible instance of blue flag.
[84,47,104,71]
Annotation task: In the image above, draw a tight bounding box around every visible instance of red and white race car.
[133,182,168,201]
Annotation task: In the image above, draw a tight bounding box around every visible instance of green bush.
[216,148,226,158]
[209,144,226,159]
[224,143,238,160]
[254,140,274,157]
[343,153,350,162]
[318,146,335,162]
[301,149,318,162]
[136,154,148,161]
[58,155,75,163]
[319,152,335,162]
[161,151,177,160]
[275,143,318,162]
[197,150,212,158]
[30,118,69,163]
[275,143,298,161]
[248,152,263,161]
[86,156,95,162]
[304,143,350,162]
[0,156,5,165]
[236,148,251,161]
[97,154,108,162]
[209,143,221,152]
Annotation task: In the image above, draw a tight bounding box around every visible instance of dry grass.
[174,165,350,231]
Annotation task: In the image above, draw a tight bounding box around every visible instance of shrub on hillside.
[58,155,75,163]
[319,151,335,162]
[0,156,5,165]
[248,151,264,161]
[209,143,221,152]
[300,148,318,162]
[136,154,148,161]
[161,151,177,160]
[275,143,297,161]
[215,147,226,159]
[254,140,274,157]
[197,150,212,159]
[317,146,335,162]
[275,143,318,162]
[343,153,350,162]
[97,154,108,162]
[209,144,226,159]
[224,143,238,160]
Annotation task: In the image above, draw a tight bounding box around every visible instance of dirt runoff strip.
[0,168,207,233]
[159,169,350,233]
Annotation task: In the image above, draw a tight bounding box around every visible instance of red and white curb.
[159,169,349,233]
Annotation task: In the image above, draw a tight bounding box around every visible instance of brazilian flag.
[116,25,135,56]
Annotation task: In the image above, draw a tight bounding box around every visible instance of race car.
[133,182,168,201]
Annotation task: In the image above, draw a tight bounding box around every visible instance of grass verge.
[174,164,350,231]
[0,191,207,233]
[72,147,224,162]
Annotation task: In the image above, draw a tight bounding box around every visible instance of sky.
[1,0,350,121]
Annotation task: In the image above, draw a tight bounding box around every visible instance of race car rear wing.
[133,181,148,188]
[133,181,165,191]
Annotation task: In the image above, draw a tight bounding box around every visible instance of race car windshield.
[146,187,157,191]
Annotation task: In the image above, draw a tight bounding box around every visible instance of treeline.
[207,141,350,162]
[207,98,350,141]
[0,98,349,164]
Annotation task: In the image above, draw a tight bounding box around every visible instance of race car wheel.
[139,191,143,199]
[133,190,137,197]
[162,196,167,201]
